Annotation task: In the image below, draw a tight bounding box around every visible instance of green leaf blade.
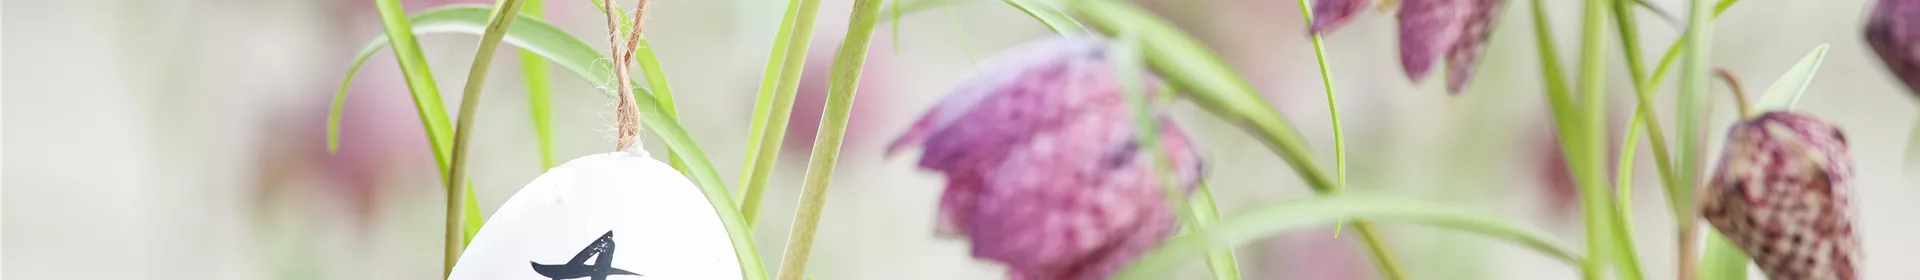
[1116,195,1584,280]
[1700,231,1750,280]
[1754,44,1830,112]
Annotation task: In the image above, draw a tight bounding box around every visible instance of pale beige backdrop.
[5,0,1916,279]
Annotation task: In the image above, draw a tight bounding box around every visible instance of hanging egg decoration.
[448,151,741,280]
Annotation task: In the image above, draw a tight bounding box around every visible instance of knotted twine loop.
[604,0,651,152]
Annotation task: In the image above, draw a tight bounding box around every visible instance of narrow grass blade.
[1115,195,1584,280]
[1575,0,1619,278]
[364,0,488,246]
[334,6,765,278]
[1754,44,1830,112]
[880,0,1089,34]
[1677,0,1719,250]
[775,0,887,279]
[1612,111,1649,280]
[442,0,527,273]
[740,0,826,227]
[519,0,556,169]
[1000,0,1089,34]
[1292,0,1351,238]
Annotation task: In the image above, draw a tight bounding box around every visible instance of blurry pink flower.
[1265,230,1373,279]
[1399,0,1504,94]
[1311,0,1371,34]
[784,34,896,157]
[253,67,436,228]
[1865,0,1920,100]
[887,36,1206,280]
[1701,112,1860,280]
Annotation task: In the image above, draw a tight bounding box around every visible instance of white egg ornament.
[448,151,742,280]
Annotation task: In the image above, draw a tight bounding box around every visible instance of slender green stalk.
[1573,0,1616,279]
[1612,111,1649,280]
[1609,2,1662,279]
[775,0,885,278]
[1677,0,1718,277]
[372,0,452,185]
[740,0,806,215]
[740,0,825,227]
[443,0,526,275]
[520,0,556,169]
[1532,0,1580,130]
[1613,0,1679,211]
[1293,0,1351,239]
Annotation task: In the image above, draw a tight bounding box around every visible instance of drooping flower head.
[1400,0,1504,94]
[1700,112,1860,280]
[1864,0,1920,100]
[887,36,1206,280]
[1309,0,1505,94]
[1311,0,1372,34]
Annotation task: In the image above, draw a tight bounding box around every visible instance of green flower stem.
[1613,0,1680,215]
[1532,0,1615,277]
[1631,1,1741,278]
[1574,0,1618,279]
[1609,1,1662,279]
[1612,111,1650,280]
[1068,2,1405,279]
[519,0,557,169]
[1677,0,1717,277]
[1294,0,1352,239]
[775,0,884,278]
[1114,37,1241,280]
[443,0,526,275]
[740,0,825,227]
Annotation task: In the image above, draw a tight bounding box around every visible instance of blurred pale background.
[4,0,1916,279]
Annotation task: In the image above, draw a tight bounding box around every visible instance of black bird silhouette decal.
[530,231,639,280]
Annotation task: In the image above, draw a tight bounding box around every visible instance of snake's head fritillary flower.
[1700,112,1860,280]
[1311,0,1372,35]
[1865,0,1920,100]
[887,36,1206,280]
[1399,0,1505,94]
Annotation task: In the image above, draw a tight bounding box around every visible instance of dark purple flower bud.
[1311,0,1371,35]
[1865,0,1920,99]
[1398,0,1504,94]
[1700,112,1860,280]
[887,36,1206,280]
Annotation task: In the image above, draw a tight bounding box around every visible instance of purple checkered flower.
[1311,0,1371,34]
[1398,0,1504,94]
[1700,112,1861,280]
[1865,0,1920,100]
[886,36,1206,280]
